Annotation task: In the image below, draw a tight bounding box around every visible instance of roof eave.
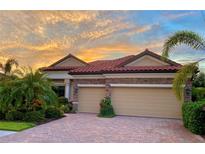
[69,69,179,75]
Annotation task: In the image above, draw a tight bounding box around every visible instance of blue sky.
[0,10,205,71]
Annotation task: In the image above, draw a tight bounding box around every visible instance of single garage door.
[111,87,181,118]
[78,87,105,113]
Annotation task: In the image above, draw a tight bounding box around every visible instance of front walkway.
[0,113,204,143]
[0,130,16,137]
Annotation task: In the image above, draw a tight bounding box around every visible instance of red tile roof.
[40,66,78,71]
[71,55,135,74]
[41,49,182,74]
[70,50,181,74]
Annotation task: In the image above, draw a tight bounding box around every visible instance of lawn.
[0,121,35,131]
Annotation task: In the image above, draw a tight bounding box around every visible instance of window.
[53,86,65,97]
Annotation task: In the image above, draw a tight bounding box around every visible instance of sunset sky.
[0,10,205,71]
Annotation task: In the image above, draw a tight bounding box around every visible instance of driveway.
[0,113,204,143]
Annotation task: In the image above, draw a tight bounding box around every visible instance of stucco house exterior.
[42,49,191,119]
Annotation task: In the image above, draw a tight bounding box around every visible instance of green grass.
[0,121,36,131]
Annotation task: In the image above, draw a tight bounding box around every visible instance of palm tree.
[0,58,18,76]
[0,67,58,113]
[162,31,205,101]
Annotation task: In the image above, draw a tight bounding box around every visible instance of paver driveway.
[0,113,204,143]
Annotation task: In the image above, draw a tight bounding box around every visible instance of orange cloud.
[76,41,163,62]
[126,24,158,36]
[0,11,165,70]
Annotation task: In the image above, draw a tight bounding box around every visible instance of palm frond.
[4,58,19,75]
[0,66,57,113]
[173,62,199,101]
[6,59,18,67]
[162,31,205,58]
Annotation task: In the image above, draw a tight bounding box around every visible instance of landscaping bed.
[0,69,73,132]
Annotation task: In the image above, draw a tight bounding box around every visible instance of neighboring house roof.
[42,49,182,74]
[0,71,5,78]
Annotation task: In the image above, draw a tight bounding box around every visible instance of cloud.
[0,10,202,70]
[76,41,163,62]
[163,11,197,20]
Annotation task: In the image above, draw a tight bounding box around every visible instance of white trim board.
[72,73,175,79]
[45,71,74,79]
[110,84,173,88]
[77,84,106,88]
[104,73,175,78]
[72,74,104,79]
[53,82,65,86]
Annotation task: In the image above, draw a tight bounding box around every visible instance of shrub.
[60,104,70,113]
[58,97,68,105]
[0,68,58,115]
[45,106,64,119]
[58,97,73,111]
[0,112,5,120]
[192,87,205,102]
[193,72,205,87]
[24,110,45,122]
[182,101,205,135]
[98,97,115,118]
[5,110,24,121]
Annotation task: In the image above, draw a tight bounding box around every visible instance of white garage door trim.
[110,84,173,88]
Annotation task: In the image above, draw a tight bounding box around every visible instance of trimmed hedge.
[24,110,45,122]
[98,97,115,118]
[45,106,64,119]
[192,87,205,102]
[182,101,205,135]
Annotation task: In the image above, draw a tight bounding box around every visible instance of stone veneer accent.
[72,78,174,102]
[184,80,192,102]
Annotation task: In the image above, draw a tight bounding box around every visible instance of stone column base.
[71,102,78,113]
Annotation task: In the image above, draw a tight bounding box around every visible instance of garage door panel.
[111,87,181,118]
[78,87,105,113]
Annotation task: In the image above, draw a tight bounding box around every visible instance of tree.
[162,31,205,101]
[0,67,58,113]
[193,72,205,87]
[0,58,18,77]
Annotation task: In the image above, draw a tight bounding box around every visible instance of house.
[42,49,190,119]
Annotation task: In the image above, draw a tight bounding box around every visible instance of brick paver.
[0,113,204,143]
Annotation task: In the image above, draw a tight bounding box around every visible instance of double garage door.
[78,87,181,118]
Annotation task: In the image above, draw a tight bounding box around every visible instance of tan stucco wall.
[55,57,86,67]
[126,55,169,66]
